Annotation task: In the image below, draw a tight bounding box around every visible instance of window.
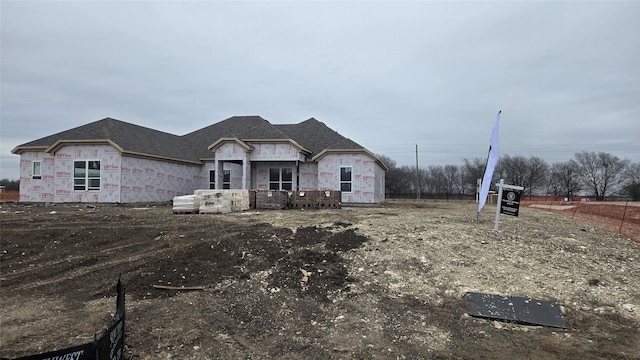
[340,166,352,192]
[222,170,231,189]
[32,160,42,180]
[269,168,293,190]
[209,169,231,189]
[74,160,101,191]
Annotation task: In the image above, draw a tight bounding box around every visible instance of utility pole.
[415,144,420,199]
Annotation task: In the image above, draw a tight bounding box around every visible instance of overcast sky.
[1,1,639,180]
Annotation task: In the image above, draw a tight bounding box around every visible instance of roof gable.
[180,116,291,160]
[207,138,253,152]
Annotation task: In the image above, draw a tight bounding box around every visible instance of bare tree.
[525,156,549,196]
[390,165,416,198]
[383,161,410,198]
[377,154,396,171]
[548,161,581,198]
[377,154,416,198]
[495,155,549,196]
[463,157,486,194]
[456,168,468,196]
[442,164,461,199]
[426,165,444,197]
[496,155,528,187]
[572,151,629,200]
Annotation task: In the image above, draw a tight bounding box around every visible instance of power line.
[370,142,639,149]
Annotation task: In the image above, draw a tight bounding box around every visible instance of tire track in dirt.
[2,221,253,295]
[2,239,194,293]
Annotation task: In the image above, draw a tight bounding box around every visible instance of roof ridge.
[100,117,180,136]
[240,118,282,138]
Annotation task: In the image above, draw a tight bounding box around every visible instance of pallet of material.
[194,190,250,214]
[289,190,341,209]
[249,191,257,209]
[288,191,307,209]
[254,190,288,209]
[172,195,201,214]
[317,190,341,208]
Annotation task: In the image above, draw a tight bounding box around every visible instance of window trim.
[32,160,42,180]
[73,159,102,191]
[340,166,353,193]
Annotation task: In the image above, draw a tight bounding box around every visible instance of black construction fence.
[385,192,476,201]
[9,278,125,360]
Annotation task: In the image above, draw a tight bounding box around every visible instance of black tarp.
[467,292,569,329]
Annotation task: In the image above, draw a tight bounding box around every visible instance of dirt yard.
[1,201,639,359]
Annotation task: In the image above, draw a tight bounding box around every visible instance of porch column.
[215,159,223,190]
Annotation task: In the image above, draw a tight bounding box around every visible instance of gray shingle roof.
[180,116,291,159]
[13,118,194,161]
[13,116,369,163]
[274,118,365,156]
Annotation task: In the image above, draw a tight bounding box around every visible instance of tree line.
[380,151,640,201]
[0,179,20,191]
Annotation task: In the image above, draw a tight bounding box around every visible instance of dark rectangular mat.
[467,292,569,329]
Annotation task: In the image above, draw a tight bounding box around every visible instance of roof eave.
[121,151,203,165]
[13,139,201,165]
[44,139,125,154]
[11,145,48,155]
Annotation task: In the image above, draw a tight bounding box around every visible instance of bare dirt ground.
[1,200,639,360]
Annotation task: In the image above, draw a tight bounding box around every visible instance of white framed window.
[74,160,101,191]
[269,168,293,190]
[32,160,42,180]
[209,170,215,189]
[209,170,231,189]
[340,166,352,192]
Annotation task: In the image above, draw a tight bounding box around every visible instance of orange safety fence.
[521,200,640,243]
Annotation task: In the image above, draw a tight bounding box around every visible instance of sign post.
[494,179,524,232]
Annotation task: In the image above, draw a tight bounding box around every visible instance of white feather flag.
[478,111,501,213]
